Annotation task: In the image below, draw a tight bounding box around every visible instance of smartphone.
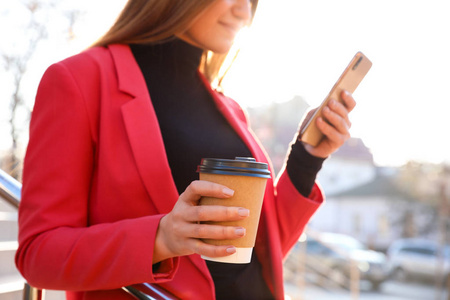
[300,52,372,146]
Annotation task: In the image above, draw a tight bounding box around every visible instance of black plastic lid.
[197,157,270,178]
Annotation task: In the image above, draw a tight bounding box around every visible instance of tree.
[393,161,449,237]
[0,0,80,179]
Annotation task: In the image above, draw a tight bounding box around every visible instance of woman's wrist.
[286,138,325,197]
[152,215,173,264]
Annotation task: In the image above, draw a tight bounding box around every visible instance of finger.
[181,180,234,205]
[317,117,349,145]
[327,99,352,128]
[322,105,350,134]
[340,90,356,112]
[186,205,250,223]
[182,223,246,240]
[190,239,237,258]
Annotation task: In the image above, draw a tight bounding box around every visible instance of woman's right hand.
[152,180,250,263]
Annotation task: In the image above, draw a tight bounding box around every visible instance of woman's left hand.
[302,90,356,158]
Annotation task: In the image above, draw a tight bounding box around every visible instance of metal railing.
[0,168,177,300]
[0,168,39,300]
[0,168,21,209]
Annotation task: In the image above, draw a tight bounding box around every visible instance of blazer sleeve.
[15,62,179,291]
[274,167,324,257]
[220,94,324,258]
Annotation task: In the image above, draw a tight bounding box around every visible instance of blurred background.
[0,0,449,299]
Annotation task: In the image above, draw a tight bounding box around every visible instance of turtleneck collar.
[130,38,204,78]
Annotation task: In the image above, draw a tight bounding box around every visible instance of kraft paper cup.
[197,157,270,264]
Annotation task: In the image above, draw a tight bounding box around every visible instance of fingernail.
[222,187,234,197]
[235,227,246,236]
[238,208,250,217]
[226,247,236,254]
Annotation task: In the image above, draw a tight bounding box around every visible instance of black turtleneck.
[130,38,324,300]
[130,40,251,196]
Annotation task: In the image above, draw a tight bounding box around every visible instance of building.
[318,137,376,196]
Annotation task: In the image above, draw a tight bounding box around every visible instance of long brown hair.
[92,0,258,85]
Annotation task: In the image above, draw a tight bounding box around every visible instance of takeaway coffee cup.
[197,157,270,264]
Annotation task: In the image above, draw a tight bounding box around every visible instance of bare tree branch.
[1,0,80,179]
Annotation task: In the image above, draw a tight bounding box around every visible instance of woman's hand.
[301,90,356,158]
[153,180,249,263]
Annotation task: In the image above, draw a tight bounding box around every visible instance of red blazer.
[16,44,324,300]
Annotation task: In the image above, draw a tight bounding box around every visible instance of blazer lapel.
[109,44,178,214]
[109,44,213,283]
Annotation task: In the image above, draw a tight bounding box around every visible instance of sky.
[1,0,449,167]
[223,0,450,167]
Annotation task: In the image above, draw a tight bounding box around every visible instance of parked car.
[292,231,388,290]
[386,238,450,283]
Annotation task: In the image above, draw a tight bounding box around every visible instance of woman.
[15,0,356,299]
